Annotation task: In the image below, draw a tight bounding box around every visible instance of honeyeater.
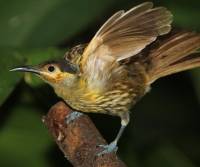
[11,2,200,155]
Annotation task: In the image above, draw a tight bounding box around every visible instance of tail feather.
[147,32,200,84]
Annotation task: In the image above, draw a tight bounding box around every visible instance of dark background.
[0,0,200,166]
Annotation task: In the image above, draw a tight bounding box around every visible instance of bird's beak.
[10,66,41,75]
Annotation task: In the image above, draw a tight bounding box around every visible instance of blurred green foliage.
[0,0,200,167]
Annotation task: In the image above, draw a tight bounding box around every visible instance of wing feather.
[81,2,173,89]
[95,2,154,38]
[147,32,200,83]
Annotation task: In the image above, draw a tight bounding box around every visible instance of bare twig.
[43,101,127,167]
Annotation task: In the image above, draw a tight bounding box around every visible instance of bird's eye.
[48,65,55,72]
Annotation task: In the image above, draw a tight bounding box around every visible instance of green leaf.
[0,48,25,106]
[0,92,52,167]
[0,0,63,47]
[0,0,115,47]
[24,0,116,47]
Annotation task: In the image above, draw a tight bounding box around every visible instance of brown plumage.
[11,2,200,155]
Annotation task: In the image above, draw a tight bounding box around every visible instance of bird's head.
[10,59,80,87]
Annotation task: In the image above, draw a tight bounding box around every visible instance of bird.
[10,2,200,155]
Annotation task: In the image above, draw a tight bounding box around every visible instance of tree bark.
[43,101,127,167]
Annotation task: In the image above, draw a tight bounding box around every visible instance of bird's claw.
[65,111,83,124]
[97,141,118,156]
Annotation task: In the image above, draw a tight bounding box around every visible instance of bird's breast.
[54,81,145,117]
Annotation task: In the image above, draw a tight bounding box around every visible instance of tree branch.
[43,101,127,167]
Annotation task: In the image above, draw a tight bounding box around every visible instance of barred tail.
[147,32,200,84]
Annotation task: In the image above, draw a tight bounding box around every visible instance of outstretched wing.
[80,2,173,89]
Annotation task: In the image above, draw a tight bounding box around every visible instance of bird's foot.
[97,141,118,156]
[65,111,83,124]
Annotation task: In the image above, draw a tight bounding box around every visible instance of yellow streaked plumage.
[11,2,200,155]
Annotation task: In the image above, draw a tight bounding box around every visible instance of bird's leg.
[65,110,83,124]
[97,113,130,156]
